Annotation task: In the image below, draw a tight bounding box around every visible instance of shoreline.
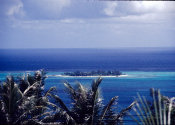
[47,74,128,78]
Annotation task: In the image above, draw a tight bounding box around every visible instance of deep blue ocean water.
[0,48,175,124]
[0,48,175,71]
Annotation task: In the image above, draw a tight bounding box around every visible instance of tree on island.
[63,70,122,76]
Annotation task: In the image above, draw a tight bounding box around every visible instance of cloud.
[102,1,175,27]
[103,1,175,17]
[6,0,24,17]
[10,19,85,30]
[131,1,175,14]
[60,18,85,23]
[103,2,118,16]
[2,17,174,48]
[1,1,175,48]
[0,0,71,20]
[0,0,25,19]
[1,1,175,21]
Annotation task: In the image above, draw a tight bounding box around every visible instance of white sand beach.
[47,74,128,78]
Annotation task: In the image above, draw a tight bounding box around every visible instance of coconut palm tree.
[0,76,23,124]
[130,88,175,125]
[0,70,56,125]
[41,78,136,125]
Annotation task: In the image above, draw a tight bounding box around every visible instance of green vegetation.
[63,70,122,76]
[0,70,175,125]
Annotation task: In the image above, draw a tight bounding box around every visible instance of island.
[62,70,123,77]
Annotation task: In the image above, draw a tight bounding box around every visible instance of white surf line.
[47,74,128,78]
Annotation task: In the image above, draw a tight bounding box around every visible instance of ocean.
[0,48,175,71]
[0,48,175,124]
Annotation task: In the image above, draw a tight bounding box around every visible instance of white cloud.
[3,0,25,18]
[10,18,85,30]
[1,0,71,20]
[103,1,175,17]
[102,1,175,27]
[60,18,85,23]
[103,2,117,16]
[131,1,175,13]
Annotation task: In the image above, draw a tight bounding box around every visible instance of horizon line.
[0,47,175,50]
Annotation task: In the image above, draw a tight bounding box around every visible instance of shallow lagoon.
[1,71,175,105]
[45,71,175,103]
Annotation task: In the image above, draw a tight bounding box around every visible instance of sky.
[0,0,175,49]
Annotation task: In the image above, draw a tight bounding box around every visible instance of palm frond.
[64,82,77,101]
[99,96,118,124]
[91,77,102,97]
[41,108,76,125]
[91,77,102,124]
[23,81,40,96]
[115,101,136,122]
[76,82,87,100]
[48,93,71,115]
[44,87,56,97]
[131,89,175,125]
[168,97,175,125]
[14,106,49,124]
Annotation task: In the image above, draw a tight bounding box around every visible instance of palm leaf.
[48,93,71,115]
[114,101,136,122]
[131,89,175,125]
[44,87,57,97]
[64,82,77,101]
[91,77,102,124]
[99,96,118,124]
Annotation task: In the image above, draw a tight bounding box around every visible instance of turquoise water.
[1,71,174,106]
[45,71,175,102]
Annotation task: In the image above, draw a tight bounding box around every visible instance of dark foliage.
[63,70,122,76]
[0,70,55,125]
